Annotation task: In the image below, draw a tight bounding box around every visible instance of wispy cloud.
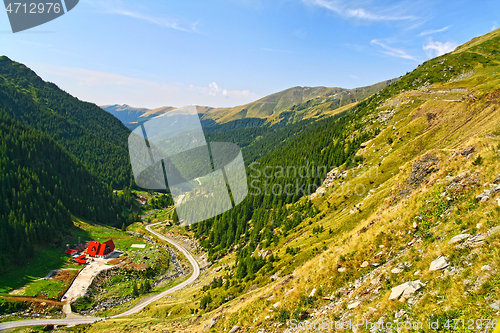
[83,0,198,32]
[293,28,307,38]
[419,26,449,36]
[261,47,291,53]
[422,38,457,57]
[493,21,498,31]
[113,9,199,32]
[301,0,417,22]
[370,39,418,61]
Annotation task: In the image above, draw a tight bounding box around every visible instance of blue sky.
[1,0,499,108]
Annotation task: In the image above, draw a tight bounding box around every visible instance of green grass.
[72,215,145,251]
[0,216,144,295]
[20,279,66,299]
[0,247,79,294]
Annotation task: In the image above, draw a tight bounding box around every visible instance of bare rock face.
[429,256,449,271]
[389,280,424,301]
[408,155,440,187]
[395,155,440,200]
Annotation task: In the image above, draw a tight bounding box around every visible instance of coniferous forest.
[0,56,133,188]
[0,112,134,267]
[0,57,139,269]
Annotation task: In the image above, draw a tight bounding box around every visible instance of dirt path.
[0,296,63,306]
[61,259,114,315]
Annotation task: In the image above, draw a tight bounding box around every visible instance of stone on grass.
[448,234,471,245]
[429,256,449,271]
[205,316,218,329]
[229,325,241,333]
[391,267,403,274]
[347,301,361,309]
[476,190,491,202]
[389,280,424,301]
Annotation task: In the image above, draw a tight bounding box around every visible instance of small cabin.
[86,239,115,258]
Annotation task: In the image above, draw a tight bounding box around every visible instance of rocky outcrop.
[77,296,133,315]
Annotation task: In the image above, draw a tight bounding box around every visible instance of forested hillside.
[194,103,373,271]
[0,112,132,269]
[177,28,500,330]
[0,56,132,188]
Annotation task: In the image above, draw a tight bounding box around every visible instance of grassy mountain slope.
[200,80,395,125]
[0,56,132,188]
[86,29,500,333]
[197,27,500,331]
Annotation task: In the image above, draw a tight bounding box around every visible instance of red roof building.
[86,240,115,258]
[74,254,87,264]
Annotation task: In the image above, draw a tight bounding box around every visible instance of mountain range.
[1,27,500,333]
[102,79,396,130]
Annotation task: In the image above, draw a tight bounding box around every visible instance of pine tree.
[132,282,139,297]
[172,209,179,224]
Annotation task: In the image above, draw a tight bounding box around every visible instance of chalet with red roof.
[86,239,115,258]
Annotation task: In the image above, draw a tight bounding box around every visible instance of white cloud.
[301,0,416,22]
[189,82,258,100]
[419,26,449,36]
[82,0,198,32]
[422,38,457,57]
[32,64,259,108]
[493,21,498,31]
[370,39,418,61]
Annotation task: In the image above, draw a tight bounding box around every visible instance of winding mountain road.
[0,222,200,332]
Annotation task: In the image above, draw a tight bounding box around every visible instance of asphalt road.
[0,221,200,332]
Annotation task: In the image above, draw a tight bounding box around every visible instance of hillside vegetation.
[86,28,500,333]
[0,56,133,188]
[0,112,134,269]
[199,81,395,125]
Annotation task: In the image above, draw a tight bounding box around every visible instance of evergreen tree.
[132,282,139,297]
